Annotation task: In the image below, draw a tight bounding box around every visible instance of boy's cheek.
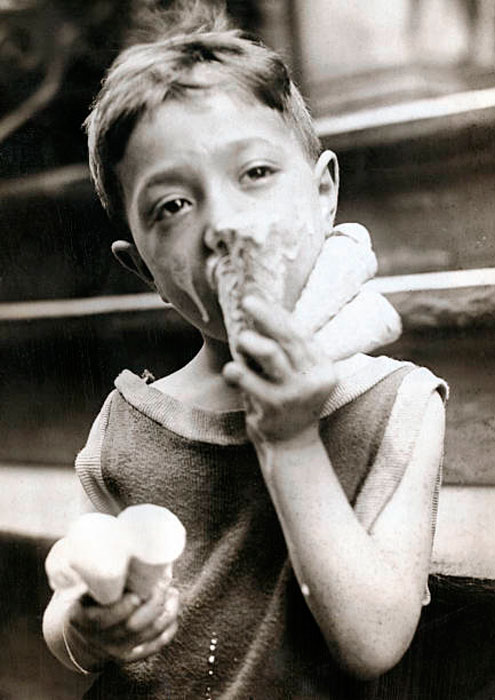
[162,279,229,340]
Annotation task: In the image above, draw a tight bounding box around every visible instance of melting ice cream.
[205,214,306,359]
[205,218,401,363]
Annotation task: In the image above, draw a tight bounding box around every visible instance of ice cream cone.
[65,513,131,605]
[125,559,173,600]
[293,224,377,333]
[209,219,401,362]
[44,537,88,600]
[206,215,304,360]
[315,289,402,361]
[118,504,186,600]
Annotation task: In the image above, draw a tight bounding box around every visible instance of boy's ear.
[314,150,339,227]
[111,240,157,290]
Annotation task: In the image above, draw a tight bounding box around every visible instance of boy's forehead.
[120,89,304,183]
[142,88,294,145]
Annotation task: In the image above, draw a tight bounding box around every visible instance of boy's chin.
[202,326,230,345]
[194,315,230,345]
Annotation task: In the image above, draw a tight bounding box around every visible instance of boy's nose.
[204,224,235,254]
[203,215,266,254]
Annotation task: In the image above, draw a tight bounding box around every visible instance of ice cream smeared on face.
[169,251,210,323]
[205,214,306,359]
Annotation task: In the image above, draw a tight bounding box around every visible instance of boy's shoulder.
[102,353,447,433]
[98,353,446,424]
[74,355,447,515]
[320,354,447,530]
[321,353,447,419]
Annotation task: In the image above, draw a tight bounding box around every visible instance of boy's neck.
[153,334,244,411]
[197,334,234,374]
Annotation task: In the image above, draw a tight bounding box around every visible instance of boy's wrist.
[251,424,321,472]
[63,622,106,675]
[265,424,320,452]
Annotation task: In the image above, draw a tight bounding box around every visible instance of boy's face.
[116,87,338,341]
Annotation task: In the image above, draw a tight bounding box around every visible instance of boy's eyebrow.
[228,137,279,151]
[136,137,283,209]
[141,137,281,190]
[228,137,282,157]
[140,164,196,192]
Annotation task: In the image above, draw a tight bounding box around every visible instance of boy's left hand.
[223,295,336,444]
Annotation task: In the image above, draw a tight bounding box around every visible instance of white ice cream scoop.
[210,219,401,362]
[293,224,377,333]
[118,504,186,600]
[45,506,186,604]
[44,537,88,598]
[65,512,131,605]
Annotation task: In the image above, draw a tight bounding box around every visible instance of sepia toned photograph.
[1,1,494,698]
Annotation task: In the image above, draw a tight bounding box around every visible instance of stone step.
[0,464,492,579]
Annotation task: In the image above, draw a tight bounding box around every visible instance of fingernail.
[160,627,175,643]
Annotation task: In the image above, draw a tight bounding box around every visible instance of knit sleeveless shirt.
[76,354,447,699]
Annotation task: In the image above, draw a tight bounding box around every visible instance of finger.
[242,296,309,370]
[293,224,377,333]
[71,592,141,632]
[223,362,278,405]
[223,361,243,387]
[236,330,291,382]
[243,296,294,343]
[121,621,179,663]
[131,591,179,645]
[126,585,176,634]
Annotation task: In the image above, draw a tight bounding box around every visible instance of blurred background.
[1,1,495,698]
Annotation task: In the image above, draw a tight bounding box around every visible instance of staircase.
[1,77,495,700]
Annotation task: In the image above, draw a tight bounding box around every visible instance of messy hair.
[85,0,321,225]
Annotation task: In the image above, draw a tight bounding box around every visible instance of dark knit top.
[75,354,447,699]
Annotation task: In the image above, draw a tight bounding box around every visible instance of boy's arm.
[43,482,179,674]
[43,481,102,674]
[43,589,104,675]
[259,393,444,680]
[223,296,445,680]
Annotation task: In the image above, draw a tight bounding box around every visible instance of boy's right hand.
[66,582,179,668]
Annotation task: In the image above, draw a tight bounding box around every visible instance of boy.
[43,3,447,698]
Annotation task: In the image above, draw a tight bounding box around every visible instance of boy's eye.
[154,197,192,221]
[241,165,276,184]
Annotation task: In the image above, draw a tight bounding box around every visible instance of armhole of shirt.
[74,391,121,515]
[353,367,448,605]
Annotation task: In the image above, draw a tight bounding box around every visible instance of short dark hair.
[85,1,321,226]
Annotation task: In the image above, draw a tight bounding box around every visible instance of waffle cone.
[125,559,173,600]
[208,220,301,360]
